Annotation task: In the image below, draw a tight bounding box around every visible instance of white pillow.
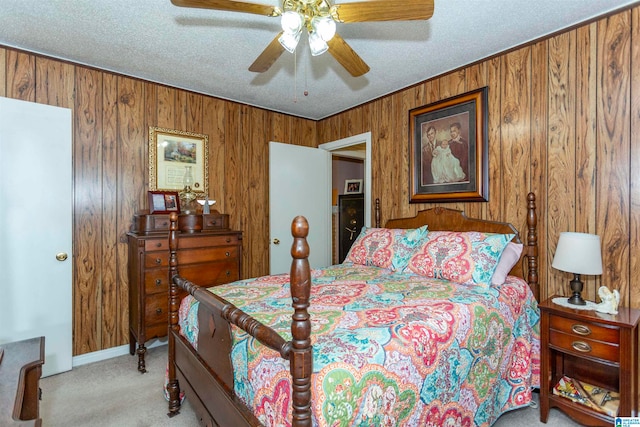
[491,242,523,285]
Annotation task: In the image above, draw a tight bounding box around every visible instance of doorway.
[319,132,371,264]
[268,133,371,272]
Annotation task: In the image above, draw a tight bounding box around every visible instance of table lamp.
[551,232,603,305]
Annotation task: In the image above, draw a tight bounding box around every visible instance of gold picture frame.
[149,127,209,196]
[408,87,488,203]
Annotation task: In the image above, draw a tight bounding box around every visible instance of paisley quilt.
[178,264,540,427]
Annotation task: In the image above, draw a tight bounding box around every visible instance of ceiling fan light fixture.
[311,15,336,42]
[279,30,301,53]
[308,31,329,56]
[281,10,304,34]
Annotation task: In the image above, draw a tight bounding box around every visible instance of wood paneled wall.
[0,50,316,355]
[1,5,639,355]
[318,7,640,309]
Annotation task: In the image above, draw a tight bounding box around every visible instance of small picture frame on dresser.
[148,191,180,214]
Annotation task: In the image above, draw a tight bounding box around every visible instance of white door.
[269,142,331,274]
[0,97,73,377]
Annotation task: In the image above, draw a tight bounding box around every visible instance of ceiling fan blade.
[332,0,434,23]
[171,0,280,17]
[327,33,370,77]
[249,32,286,73]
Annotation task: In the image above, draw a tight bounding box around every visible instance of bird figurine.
[596,286,620,315]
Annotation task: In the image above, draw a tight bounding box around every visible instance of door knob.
[273,238,280,245]
[56,252,68,261]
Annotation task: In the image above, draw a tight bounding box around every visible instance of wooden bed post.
[289,216,313,427]
[526,192,539,301]
[167,212,181,417]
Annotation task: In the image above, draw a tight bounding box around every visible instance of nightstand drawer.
[550,315,619,344]
[548,329,619,362]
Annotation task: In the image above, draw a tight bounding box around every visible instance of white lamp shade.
[552,232,603,275]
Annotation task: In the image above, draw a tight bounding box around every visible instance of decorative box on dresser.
[127,212,242,373]
[539,297,640,426]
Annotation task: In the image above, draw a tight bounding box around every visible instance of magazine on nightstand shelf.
[552,375,619,417]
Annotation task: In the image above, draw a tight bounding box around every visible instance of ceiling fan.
[170,0,434,77]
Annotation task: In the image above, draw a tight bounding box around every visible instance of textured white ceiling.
[0,0,637,120]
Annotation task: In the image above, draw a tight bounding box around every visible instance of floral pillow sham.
[405,230,514,285]
[344,225,428,272]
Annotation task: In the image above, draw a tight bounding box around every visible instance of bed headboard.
[375,193,539,301]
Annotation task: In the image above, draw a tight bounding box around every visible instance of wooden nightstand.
[539,297,640,425]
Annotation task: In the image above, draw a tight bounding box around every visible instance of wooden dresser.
[0,336,45,427]
[127,212,242,372]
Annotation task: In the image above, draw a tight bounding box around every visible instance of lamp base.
[567,294,586,305]
[567,273,586,306]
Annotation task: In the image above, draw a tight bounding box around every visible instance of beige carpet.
[40,345,580,426]
[40,346,199,427]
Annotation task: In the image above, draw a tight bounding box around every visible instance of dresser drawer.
[202,214,229,230]
[548,329,619,362]
[179,233,241,249]
[178,246,239,265]
[133,213,171,233]
[145,238,168,251]
[145,294,168,325]
[549,315,620,344]
[144,268,169,294]
[180,260,240,287]
[144,252,169,268]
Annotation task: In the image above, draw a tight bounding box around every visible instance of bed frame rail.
[167,214,313,426]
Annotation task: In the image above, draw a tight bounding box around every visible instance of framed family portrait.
[148,191,180,214]
[344,179,363,194]
[148,127,209,196]
[408,87,488,203]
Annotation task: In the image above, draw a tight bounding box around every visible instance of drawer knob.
[572,341,592,353]
[155,279,162,286]
[156,308,163,314]
[155,242,162,248]
[226,271,231,276]
[155,258,162,264]
[226,237,231,243]
[225,251,230,257]
[572,324,591,336]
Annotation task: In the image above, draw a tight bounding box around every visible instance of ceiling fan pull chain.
[304,57,309,97]
[294,49,298,103]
